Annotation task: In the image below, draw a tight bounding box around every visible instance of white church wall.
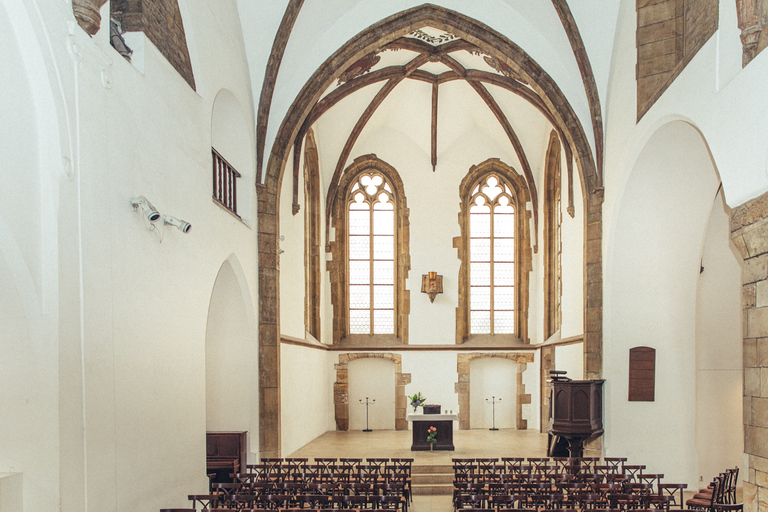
[605,122,722,486]
[469,358,517,429]
[695,189,743,483]
[1,1,263,510]
[555,343,584,381]
[401,351,461,416]
[348,358,397,430]
[281,344,336,456]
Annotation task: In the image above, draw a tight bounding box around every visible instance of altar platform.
[287,428,548,462]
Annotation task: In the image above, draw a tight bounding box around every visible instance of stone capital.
[72,0,109,36]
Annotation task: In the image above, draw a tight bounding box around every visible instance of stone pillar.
[730,191,768,512]
[72,0,108,36]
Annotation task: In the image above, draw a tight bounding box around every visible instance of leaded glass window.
[348,173,396,335]
[469,174,515,334]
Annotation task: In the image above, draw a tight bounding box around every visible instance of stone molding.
[454,352,535,430]
[333,353,411,431]
[736,0,768,67]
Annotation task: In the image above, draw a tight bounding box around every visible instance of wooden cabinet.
[206,431,247,482]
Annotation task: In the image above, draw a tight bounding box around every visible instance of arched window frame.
[544,131,563,340]
[457,159,532,344]
[328,155,410,345]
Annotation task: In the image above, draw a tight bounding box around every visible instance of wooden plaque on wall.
[628,347,655,401]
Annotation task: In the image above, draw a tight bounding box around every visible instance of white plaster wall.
[348,358,397,430]
[281,344,336,456]
[0,473,23,512]
[469,358,517,429]
[525,351,541,431]
[695,189,743,483]
[605,122,721,486]
[555,343,584,381]
[402,352,461,416]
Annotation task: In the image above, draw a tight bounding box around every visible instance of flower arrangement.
[408,392,426,412]
[426,425,437,446]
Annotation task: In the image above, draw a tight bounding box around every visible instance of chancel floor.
[288,428,549,462]
[288,428,550,512]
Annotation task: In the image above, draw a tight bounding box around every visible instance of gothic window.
[468,175,516,334]
[457,160,531,343]
[328,156,410,345]
[347,173,396,334]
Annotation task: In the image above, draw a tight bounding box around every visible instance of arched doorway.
[606,120,742,485]
[205,256,258,461]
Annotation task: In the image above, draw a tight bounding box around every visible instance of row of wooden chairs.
[177,491,408,511]
[685,468,740,511]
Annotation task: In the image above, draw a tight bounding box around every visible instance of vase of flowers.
[426,425,437,451]
[409,392,426,413]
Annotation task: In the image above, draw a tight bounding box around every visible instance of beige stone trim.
[333,353,411,431]
[454,352,535,430]
[304,129,322,340]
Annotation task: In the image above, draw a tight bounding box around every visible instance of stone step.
[412,483,453,495]
[412,473,453,485]
[412,464,452,474]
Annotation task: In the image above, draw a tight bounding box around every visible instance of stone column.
[730,191,768,512]
[72,0,109,36]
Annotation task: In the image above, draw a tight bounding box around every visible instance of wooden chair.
[658,483,687,511]
[456,494,488,510]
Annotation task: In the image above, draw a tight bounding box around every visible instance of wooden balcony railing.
[212,148,241,217]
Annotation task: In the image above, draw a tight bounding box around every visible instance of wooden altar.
[407,414,458,451]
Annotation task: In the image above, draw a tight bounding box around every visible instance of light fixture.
[130,196,160,222]
[421,271,443,303]
[164,215,191,234]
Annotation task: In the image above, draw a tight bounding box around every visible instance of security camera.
[164,215,191,233]
[130,196,160,222]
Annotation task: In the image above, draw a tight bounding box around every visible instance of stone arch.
[257,3,605,457]
[334,353,411,431]
[455,352,534,430]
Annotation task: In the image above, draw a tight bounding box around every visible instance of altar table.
[406,414,458,451]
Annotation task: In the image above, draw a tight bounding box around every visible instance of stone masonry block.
[763,368,768,397]
[751,454,768,474]
[746,426,768,458]
[747,396,753,425]
[754,397,768,427]
[758,469,768,489]
[743,217,768,257]
[759,339,768,367]
[746,339,758,367]
[747,368,762,397]
[758,281,768,308]
[743,482,757,512]
[749,307,768,338]
[732,230,749,261]
[746,283,757,309]
[744,255,768,285]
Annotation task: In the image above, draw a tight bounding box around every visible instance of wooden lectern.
[547,372,604,457]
